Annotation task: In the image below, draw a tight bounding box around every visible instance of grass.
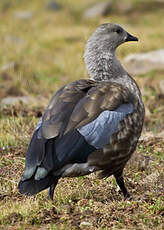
[0,0,164,229]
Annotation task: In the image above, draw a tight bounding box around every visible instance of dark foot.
[47,184,55,200]
[123,191,131,200]
[47,177,60,200]
[114,174,130,199]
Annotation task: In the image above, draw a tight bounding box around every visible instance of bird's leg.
[114,173,130,199]
[48,184,56,200]
[47,177,59,200]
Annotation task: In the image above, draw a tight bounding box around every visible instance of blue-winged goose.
[18,23,145,200]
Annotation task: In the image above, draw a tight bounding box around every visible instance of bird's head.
[84,23,138,81]
[85,23,138,53]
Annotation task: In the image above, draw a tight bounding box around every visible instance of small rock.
[114,1,134,14]
[123,49,164,75]
[159,80,164,95]
[6,35,25,44]
[1,62,18,71]
[83,1,134,18]
[80,221,92,227]
[46,0,61,11]
[0,95,47,109]
[83,1,112,19]
[14,11,32,20]
[1,96,33,107]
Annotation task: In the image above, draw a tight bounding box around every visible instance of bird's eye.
[116,29,122,34]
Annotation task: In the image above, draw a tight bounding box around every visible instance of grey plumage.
[18,23,144,200]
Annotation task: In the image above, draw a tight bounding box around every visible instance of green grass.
[0,0,164,229]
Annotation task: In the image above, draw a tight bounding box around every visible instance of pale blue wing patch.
[78,103,133,149]
[35,104,133,149]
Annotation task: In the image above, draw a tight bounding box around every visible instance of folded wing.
[19,79,134,195]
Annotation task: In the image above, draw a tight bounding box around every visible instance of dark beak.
[125,32,138,42]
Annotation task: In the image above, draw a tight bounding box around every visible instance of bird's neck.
[84,49,126,81]
[84,49,144,105]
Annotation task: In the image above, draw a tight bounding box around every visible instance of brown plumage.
[39,80,134,139]
[18,23,145,200]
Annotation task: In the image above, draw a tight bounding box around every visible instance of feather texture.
[78,103,133,148]
[38,80,134,140]
[18,23,145,199]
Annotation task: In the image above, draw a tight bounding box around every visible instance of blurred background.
[0,0,164,133]
[0,1,164,229]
